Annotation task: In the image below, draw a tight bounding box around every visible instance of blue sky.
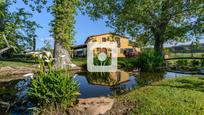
[10,1,203,49]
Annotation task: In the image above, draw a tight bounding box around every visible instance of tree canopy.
[82,0,204,54]
[0,0,39,55]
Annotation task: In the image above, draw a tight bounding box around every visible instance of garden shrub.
[136,49,164,72]
[201,59,204,67]
[118,57,138,70]
[176,60,188,67]
[191,60,200,67]
[27,61,79,110]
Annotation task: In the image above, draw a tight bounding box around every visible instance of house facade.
[72,33,140,57]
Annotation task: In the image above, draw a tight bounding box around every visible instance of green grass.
[72,57,138,70]
[0,60,33,67]
[121,76,204,114]
[72,57,87,66]
[170,52,204,58]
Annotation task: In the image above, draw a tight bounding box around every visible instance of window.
[102,37,106,42]
[126,48,133,53]
[116,72,121,82]
[107,37,110,41]
[92,39,97,42]
[120,48,124,54]
[116,37,120,47]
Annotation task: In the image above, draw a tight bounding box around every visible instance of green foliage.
[136,49,164,72]
[28,71,79,108]
[118,57,138,70]
[122,76,204,114]
[167,59,204,72]
[27,61,79,109]
[201,59,204,67]
[28,73,79,108]
[176,60,188,67]
[40,40,53,51]
[50,0,80,69]
[51,0,80,49]
[0,1,39,54]
[82,0,204,53]
[191,60,200,67]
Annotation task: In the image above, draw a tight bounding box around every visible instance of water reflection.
[136,72,165,86]
[86,71,130,86]
[74,71,137,98]
[0,78,31,115]
[0,80,18,115]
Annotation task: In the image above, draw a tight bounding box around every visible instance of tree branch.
[0,34,16,54]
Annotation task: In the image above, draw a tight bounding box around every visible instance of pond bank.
[0,66,36,82]
[0,65,82,82]
[109,76,204,114]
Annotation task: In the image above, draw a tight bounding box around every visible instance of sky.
[10,0,203,49]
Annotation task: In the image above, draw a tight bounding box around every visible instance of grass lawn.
[120,76,204,114]
[170,52,204,58]
[72,57,87,66]
[0,60,34,68]
[72,57,136,66]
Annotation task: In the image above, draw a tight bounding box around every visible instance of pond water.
[0,71,204,114]
[74,72,137,98]
[74,71,204,98]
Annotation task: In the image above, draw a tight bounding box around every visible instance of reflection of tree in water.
[0,80,19,113]
[110,84,127,95]
[0,78,31,114]
[86,72,120,86]
[137,72,165,86]
[78,71,136,96]
[0,80,18,102]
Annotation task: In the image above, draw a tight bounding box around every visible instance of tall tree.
[51,0,80,69]
[0,0,39,56]
[11,0,79,69]
[82,0,204,55]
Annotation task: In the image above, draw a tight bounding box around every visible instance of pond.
[74,71,204,98]
[0,71,204,114]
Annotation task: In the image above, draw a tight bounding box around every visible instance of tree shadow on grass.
[152,77,204,93]
[198,77,204,81]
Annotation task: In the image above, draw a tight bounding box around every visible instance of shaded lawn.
[72,57,87,66]
[120,76,204,114]
[0,60,33,68]
[170,52,204,58]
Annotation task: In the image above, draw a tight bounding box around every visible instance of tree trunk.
[154,33,164,56]
[54,40,72,70]
[33,38,36,51]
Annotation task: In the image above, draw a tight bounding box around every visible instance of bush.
[176,60,188,67]
[136,49,164,72]
[118,57,138,70]
[191,60,200,67]
[28,69,79,109]
[201,59,204,67]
